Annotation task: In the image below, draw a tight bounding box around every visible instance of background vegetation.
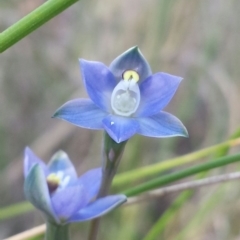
[1,0,240,239]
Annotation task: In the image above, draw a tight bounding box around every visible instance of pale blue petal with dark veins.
[136,73,182,117]
[80,60,116,111]
[24,147,48,178]
[48,151,78,183]
[51,183,88,222]
[53,99,107,130]
[24,164,59,223]
[102,115,139,143]
[69,195,127,222]
[137,111,188,138]
[109,46,152,83]
[78,168,102,201]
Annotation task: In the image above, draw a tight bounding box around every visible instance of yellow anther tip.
[47,173,60,185]
[123,70,139,82]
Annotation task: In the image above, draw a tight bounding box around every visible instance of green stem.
[88,133,127,240]
[123,153,240,197]
[142,129,240,240]
[0,0,79,53]
[114,137,240,186]
[98,133,127,197]
[0,201,32,220]
[46,221,70,240]
[2,137,240,222]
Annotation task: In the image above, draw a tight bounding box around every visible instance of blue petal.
[51,184,88,222]
[78,168,102,201]
[137,111,188,138]
[24,164,59,223]
[48,151,77,183]
[109,46,152,83]
[136,73,182,117]
[53,99,107,130]
[80,59,116,111]
[69,195,127,222]
[102,115,139,143]
[24,147,48,178]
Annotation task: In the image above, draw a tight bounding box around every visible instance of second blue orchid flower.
[24,148,126,224]
[53,47,188,143]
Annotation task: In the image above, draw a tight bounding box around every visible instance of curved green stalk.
[0,0,80,53]
[114,137,240,187]
[0,201,33,220]
[174,129,240,240]
[123,153,240,197]
[141,129,240,240]
[2,137,240,222]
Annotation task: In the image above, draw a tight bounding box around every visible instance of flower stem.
[113,136,240,186]
[123,152,240,197]
[46,221,70,240]
[88,133,127,240]
[98,133,127,196]
[0,0,80,53]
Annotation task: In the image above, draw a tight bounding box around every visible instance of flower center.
[47,173,60,193]
[111,70,140,117]
[47,171,70,193]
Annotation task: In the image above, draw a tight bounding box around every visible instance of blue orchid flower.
[24,147,126,224]
[53,47,188,143]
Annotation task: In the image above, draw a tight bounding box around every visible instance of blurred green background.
[1,0,240,239]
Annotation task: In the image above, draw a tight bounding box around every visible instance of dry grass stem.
[127,171,240,205]
[6,171,240,239]
[4,224,46,240]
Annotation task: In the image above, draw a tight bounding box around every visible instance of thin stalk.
[123,153,240,197]
[2,137,240,222]
[98,133,127,197]
[45,221,70,240]
[0,201,32,220]
[4,224,45,240]
[142,129,240,240]
[175,129,240,240]
[127,171,240,205]
[114,137,240,186]
[0,0,80,53]
[88,133,127,240]
[6,169,240,240]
